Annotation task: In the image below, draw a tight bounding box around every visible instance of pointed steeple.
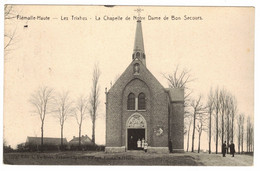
[132,20,146,66]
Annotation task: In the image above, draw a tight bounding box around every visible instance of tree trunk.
[251,128,253,152]
[241,128,243,153]
[250,127,252,152]
[216,111,219,154]
[247,123,249,152]
[61,125,63,150]
[41,122,44,151]
[249,128,251,152]
[247,126,250,152]
[191,113,196,152]
[209,112,212,154]
[92,120,96,144]
[227,114,230,154]
[79,125,82,148]
[186,120,191,152]
[198,131,202,153]
[249,128,250,152]
[186,132,190,152]
[252,133,254,153]
[238,125,240,154]
[246,120,250,152]
[231,113,234,142]
[221,110,224,148]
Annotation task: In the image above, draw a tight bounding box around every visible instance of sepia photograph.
[2,4,254,166]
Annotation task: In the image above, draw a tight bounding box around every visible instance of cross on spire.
[134,7,144,17]
[132,13,146,66]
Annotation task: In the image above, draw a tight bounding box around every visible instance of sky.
[3,5,254,150]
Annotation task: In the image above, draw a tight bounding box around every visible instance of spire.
[134,20,145,53]
[132,20,146,66]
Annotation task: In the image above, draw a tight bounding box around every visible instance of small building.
[69,135,96,150]
[69,134,94,146]
[25,136,68,151]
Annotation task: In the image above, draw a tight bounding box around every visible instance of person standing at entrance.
[229,141,235,157]
[169,139,173,153]
[144,140,148,152]
[222,141,227,157]
[137,139,141,150]
[141,138,145,149]
[129,136,134,150]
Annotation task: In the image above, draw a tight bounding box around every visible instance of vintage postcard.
[3,5,254,165]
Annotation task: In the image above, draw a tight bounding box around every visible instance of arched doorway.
[126,113,147,150]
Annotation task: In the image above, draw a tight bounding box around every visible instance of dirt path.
[3,151,253,166]
[193,153,253,166]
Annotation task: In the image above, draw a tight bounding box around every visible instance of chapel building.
[105,20,184,153]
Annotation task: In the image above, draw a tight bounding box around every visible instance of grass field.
[3,151,254,166]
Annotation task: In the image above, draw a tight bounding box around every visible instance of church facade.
[105,20,184,153]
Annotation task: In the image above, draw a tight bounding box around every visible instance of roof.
[165,88,184,103]
[26,137,68,145]
[109,58,165,94]
[133,20,145,53]
[108,21,166,93]
[69,135,95,146]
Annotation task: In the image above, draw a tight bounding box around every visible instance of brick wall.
[168,88,184,151]
[106,59,169,147]
[122,78,151,146]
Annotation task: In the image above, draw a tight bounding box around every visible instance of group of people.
[222,141,235,157]
[137,138,148,152]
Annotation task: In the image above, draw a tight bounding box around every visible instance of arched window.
[134,63,140,74]
[138,93,146,110]
[127,93,135,110]
[136,52,140,58]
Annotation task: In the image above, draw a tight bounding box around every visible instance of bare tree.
[53,91,74,149]
[237,114,242,153]
[163,65,194,150]
[225,95,230,153]
[29,86,54,150]
[190,95,206,152]
[230,95,237,143]
[222,92,233,153]
[73,95,88,147]
[237,113,246,154]
[4,5,18,57]
[163,66,194,111]
[223,94,237,154]
[210,88,238,154]
[246,116,254,152]
[241,114,245,153]
[246,116,249,152]
[213,87,221,154]
[219,89,227,149]
[196,109,207,153]
[186,118,192,152]
[207,88,214,154]
[250,125,254,152]
[89,64,101,144]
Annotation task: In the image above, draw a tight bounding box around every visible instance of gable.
[106,58,169,148]
[108,58,165,95]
